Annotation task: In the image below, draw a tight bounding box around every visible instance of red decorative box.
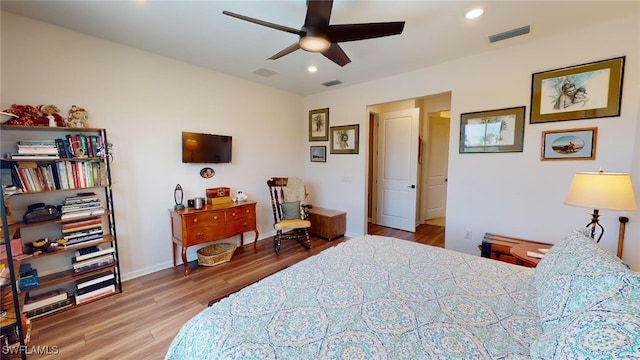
[206,187,230,199]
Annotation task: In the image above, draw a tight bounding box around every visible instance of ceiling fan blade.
[223,10,303,36]
[304,0,333,29]
[322,43,351,67]
[268,42,302,60]
[328,22,405,42]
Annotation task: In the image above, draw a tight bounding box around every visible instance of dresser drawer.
[184,212,225,230]
[185,224,228,245]
[227,216,257,234]
[225,205,255,222]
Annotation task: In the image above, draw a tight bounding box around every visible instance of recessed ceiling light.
[466,8,484,19]
[307,66,318,73]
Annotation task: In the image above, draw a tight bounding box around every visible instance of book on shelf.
[72,253,114,270]
[61,202,102,212]
[9,153,59,160]
[62,218,102,231]
[75,284,116,305]
[73,257,114,276]
[74,246,114,262]
[25,297,73,319]
[63,228,103,241]
[76,270,114,289]
[64,192,99,204]
[17,139,56,145]
[23,288,68,312]
[60,208,105,220]
[76,277,115,296]
[64,234,104,247]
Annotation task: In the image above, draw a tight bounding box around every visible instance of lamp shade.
[564,171,637,211]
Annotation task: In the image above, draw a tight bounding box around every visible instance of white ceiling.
[2,1,637,96]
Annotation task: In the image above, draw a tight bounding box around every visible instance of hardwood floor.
[25,223,444,360]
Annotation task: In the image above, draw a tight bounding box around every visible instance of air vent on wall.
[322,80,342,87]
[488,25,530,43]
[251,67,279,78]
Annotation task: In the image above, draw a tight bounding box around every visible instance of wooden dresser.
[169,201,258,276]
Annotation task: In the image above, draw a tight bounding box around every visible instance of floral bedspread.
[166,235,541,359]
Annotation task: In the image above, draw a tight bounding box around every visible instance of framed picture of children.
[530,57,624,123]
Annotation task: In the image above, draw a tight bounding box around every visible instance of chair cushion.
[274,219,311,231]
[280,201,301,220]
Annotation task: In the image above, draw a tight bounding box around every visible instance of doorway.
[367,92,451,232]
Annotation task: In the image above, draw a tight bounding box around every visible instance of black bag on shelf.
[23,202,61,223]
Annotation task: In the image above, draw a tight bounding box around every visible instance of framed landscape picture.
[310,146,326,162]
[459,106,525,153]
[309,108,329,141]
[330,124,359,154]
[541,127,597,161]
[530,57,625,123]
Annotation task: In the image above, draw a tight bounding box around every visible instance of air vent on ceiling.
[322,80,342,87]
[488,25,530,43]
[251,67,278,78]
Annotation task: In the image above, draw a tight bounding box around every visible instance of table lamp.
[564,169,637,242]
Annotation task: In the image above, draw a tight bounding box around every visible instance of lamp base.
[174,204,185,210]
[586,209,604,243]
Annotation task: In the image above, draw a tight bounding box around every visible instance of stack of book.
[10,139,60,160]
[60,192,105,221]
[72,245,115,278]
[74,268,116,304]
[61,218,104,248]
[23,288,72,319]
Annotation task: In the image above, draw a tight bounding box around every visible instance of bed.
[166,230,640,359]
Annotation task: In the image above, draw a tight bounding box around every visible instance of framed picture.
[541,127,597,161]
[309,108,329,141]
[530,56,625,123]
[330,124,359,154]
[310,146,326,162]
[459,106,525,153]
[200,167,215,178]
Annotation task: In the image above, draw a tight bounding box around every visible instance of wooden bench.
[479,233,551,267]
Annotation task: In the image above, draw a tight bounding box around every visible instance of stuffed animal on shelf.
[2,104,46,126]
[66,105,90,128]
[37,104,65,127]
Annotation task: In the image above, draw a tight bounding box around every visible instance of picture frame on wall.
[541,127,597,161]
[310,146,326,162]
[309,108,329,141]
[330,124,359,154]
[530,56,625,124]
[459,106,525,153]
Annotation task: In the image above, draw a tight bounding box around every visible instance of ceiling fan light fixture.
[299,36,331,52]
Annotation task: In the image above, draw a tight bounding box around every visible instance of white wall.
[305,14,640,270]
[1,12,305,280]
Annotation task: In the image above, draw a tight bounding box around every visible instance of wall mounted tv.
[182,131,232,163]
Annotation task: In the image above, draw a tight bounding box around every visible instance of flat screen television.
[182,131,232,163]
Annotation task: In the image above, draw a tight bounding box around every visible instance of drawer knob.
[231,212,237,217]
[193,218,199,223]
[214,215,219,220]
[195,232,204,238]
[242,222,248,227]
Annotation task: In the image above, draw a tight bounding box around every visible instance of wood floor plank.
[24,223,444,359]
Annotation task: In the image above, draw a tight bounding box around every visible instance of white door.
[425,113,450,220]
[376,108,420,231]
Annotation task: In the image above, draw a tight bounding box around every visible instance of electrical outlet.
[464,229,472,239]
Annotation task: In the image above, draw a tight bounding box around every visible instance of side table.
[510,242,550,267]
[307,207,346,241]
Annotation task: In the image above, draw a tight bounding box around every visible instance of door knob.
[407,185,416,189]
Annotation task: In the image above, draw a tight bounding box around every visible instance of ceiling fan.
[222,0,405,67]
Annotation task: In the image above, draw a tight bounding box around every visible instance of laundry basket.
[197,243,236,266]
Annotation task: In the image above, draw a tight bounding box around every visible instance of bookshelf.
[0,125,121,356]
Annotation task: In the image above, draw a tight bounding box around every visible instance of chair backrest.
[267,177,307,224]
[267,177,289,224]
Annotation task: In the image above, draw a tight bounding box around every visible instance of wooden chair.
[267,177,312,252]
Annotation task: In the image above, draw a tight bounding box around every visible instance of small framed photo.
[541,127,597,161]
[310,146,326,162]
[530,56,625,123]
[459,106,525,153]
[330,124,359,154]
[200,167,215,178]
[309,108,329,141]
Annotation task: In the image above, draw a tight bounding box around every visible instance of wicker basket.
[197,243,236,266]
